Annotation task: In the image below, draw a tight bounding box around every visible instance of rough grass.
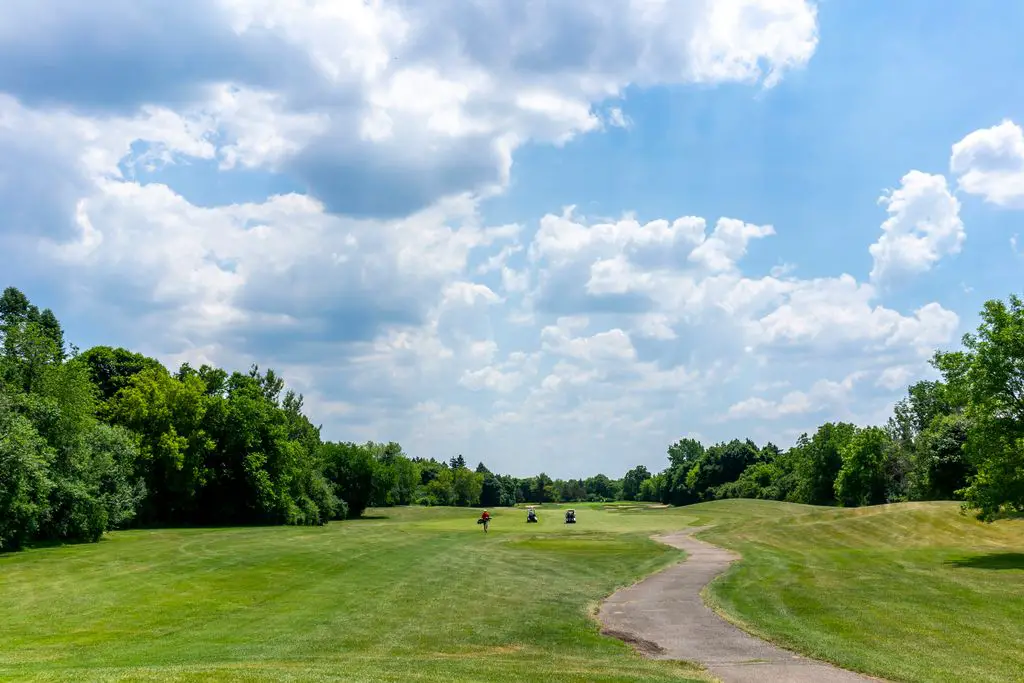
[0,504,709,682]
[693,499,1024,683]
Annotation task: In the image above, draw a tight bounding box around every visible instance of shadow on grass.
[0,536,99,558]
[948,553,1024,570]
[1,516,358,557]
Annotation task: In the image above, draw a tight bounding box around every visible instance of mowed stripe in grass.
[0,505,708,682]
[696,500,1024,683]
[5,500,1020,682]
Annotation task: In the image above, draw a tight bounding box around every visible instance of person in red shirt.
[480,510,491,533]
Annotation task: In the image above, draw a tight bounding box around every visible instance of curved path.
[598,528,885,683]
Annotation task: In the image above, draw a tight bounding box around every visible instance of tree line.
[0,286,633,553]
[2,285,1020,553]
[619,293,1024,523]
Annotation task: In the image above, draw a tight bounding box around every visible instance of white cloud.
[876,365,916,391]
[689,218,776,272]
[541,324,637,363]
[210,85,330,171]
[442,281,502,308]
[725,371,865,421]
[607,107,631,129]
[460,366,524,394]
[770,262,796,278]
[868,171,964,284]
[950,119,1024,207]
[530,209,708,265]
[745,275,958,355]
[0,0,821,223]
[25,166,961,475]
[0,0,982,478]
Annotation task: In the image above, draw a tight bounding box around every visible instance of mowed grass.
[3,501,1022,683]
[0,504,710,683]
[694,499,1024,683]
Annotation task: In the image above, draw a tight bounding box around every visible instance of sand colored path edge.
[597,528,888,683]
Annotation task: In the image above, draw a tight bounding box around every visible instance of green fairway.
[0,504,709,683]
[2,502,1022,682]
[694,499,1024,683]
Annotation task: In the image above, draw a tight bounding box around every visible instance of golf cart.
[526,506,538,523]
[564,509,577,524]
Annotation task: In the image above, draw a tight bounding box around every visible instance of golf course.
[2,501,1021,682]
[5,1,1024,680]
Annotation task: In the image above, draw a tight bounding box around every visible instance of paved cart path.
[598,528,886,683]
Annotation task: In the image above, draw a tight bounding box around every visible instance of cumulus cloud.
[868,171,964,284]
[689,218,777,272]
[876,365,916,391]
[0,0,977,477]
[950,119,1024,207]
[725,371,865,421]
[744,276,958,356]
[0,0,819,221]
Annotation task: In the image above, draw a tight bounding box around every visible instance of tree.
[321,442,376,518]
[910,414,971,500]
[0,392,53,551]
[1,316,62,394]
[663,438,705,505]
[622,465,652,501]
[934,294,1024,520]
[104,367,213,524]
[686,439,760,500]
[415,458,446,486]
[558,478,586,502]
[35,309,65,362]
[425,467,455,506]
[452,467,484,506]
[1,293,151,547]
[638,473,665,502]
[480,472,517,507]
[531,472,555,502]
[835,427,891,507]
[793,422,857,506]
[479,474,504,507]
[0,286,36,360]
[389,455,420,506]
[80,346,164,402]
[177,363,229,398]
[0,288,65,376]
[369,445,398,506]
[667,438,704,469]
[715,461,785,501]
[584,473,616,501]
[0,287,33,326]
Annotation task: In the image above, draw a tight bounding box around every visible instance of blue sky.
[2,0,1023,478]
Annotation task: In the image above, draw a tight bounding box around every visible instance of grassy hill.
[694,499,1024,683]
[1,501,1021,682]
